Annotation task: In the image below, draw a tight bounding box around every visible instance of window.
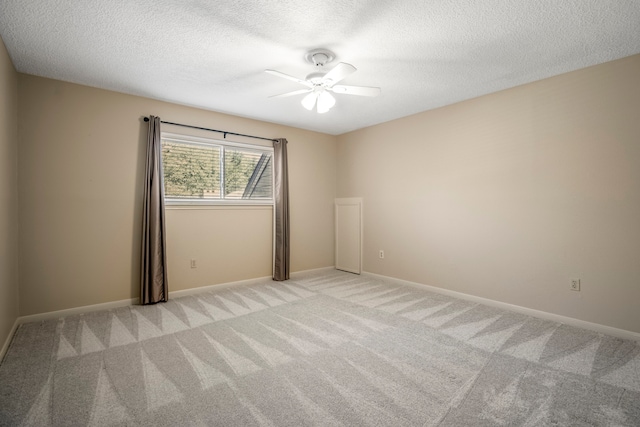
[161,133,273,205]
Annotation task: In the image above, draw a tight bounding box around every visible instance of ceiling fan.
[265,49,381,114]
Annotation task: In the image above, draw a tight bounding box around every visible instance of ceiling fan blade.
[322,62,357,87]
[269,89,312,98]
[265,70,313,88]
[330,85,381,97]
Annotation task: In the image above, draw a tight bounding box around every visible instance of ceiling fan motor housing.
[305,72,327,84]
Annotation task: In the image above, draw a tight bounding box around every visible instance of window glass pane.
[162,141,221,199]
[160,134,273,204]
[224,148,273,200]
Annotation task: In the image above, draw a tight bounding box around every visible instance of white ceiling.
[1,1,640,135]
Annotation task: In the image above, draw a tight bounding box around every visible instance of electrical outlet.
[190,259,197,269]
[379,250,384,259]
[570,278,580,291]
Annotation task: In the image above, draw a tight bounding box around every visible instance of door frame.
[334,197,363,274]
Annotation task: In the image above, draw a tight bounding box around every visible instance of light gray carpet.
[1,270,639,426]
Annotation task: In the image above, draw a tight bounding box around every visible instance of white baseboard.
[170,266,336,299]
[0,318,20,363]
[13,266,336,327]
[11,267,635,357]
[168,275,273,298]
[364,271,640,343]
[18,297,139,325]
[290,266,336,277]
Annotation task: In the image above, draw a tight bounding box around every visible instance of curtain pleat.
[273,138,290,281]
[141,116,169,303]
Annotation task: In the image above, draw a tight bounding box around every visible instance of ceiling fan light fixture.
[317,90,336,114]
[301,91,318,111]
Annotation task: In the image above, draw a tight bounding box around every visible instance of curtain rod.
[144,117,277,142]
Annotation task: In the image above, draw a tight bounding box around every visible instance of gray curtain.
[141,116,169,304]
[273,138,290,281]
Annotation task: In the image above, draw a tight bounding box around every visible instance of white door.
[335,198,362,274]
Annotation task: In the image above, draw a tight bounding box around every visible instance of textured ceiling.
[1,1,640,135]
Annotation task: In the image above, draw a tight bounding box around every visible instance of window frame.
[161,132,275,207]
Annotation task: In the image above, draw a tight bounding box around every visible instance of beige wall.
[0,37,19,347]
[13,50,640,336]
[18,75,336,315]
[337,54,640,333]
[166,207,273,291]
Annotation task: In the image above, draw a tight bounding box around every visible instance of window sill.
[165,203,273,210]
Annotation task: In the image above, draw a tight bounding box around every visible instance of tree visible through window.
[161,135,273,203]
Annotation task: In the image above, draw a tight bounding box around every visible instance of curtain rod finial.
[144,117,150,122]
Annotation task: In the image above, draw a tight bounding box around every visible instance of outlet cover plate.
[570,278,580,291]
